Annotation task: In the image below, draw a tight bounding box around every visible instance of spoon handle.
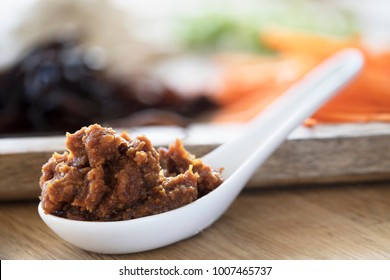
[202,49,364,180]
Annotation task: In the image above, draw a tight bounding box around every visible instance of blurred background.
[1,0,390,137]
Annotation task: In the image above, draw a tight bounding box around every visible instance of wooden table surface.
[2,182,390,260]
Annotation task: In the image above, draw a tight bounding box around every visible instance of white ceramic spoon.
[38,49,364,254]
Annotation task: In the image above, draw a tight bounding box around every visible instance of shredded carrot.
[212,53,320,122]
[211,27,390,125]
[260,26,361,58]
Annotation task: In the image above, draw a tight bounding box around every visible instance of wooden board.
[2,181,390,259]
[1,123,390,201]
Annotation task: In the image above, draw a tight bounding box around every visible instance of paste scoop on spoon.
[40,124,223,221]
[38,49,364,254]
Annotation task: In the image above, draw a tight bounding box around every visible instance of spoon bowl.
[39,49,364,254]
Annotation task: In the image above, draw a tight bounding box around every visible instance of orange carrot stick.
[260,26,360,58]
[212,28,390,125]
[213,53,318,106]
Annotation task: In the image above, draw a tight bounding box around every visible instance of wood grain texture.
[1,182,390,259]
[2,123,390,201]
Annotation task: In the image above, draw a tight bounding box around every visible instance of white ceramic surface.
[38,49,364,254]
